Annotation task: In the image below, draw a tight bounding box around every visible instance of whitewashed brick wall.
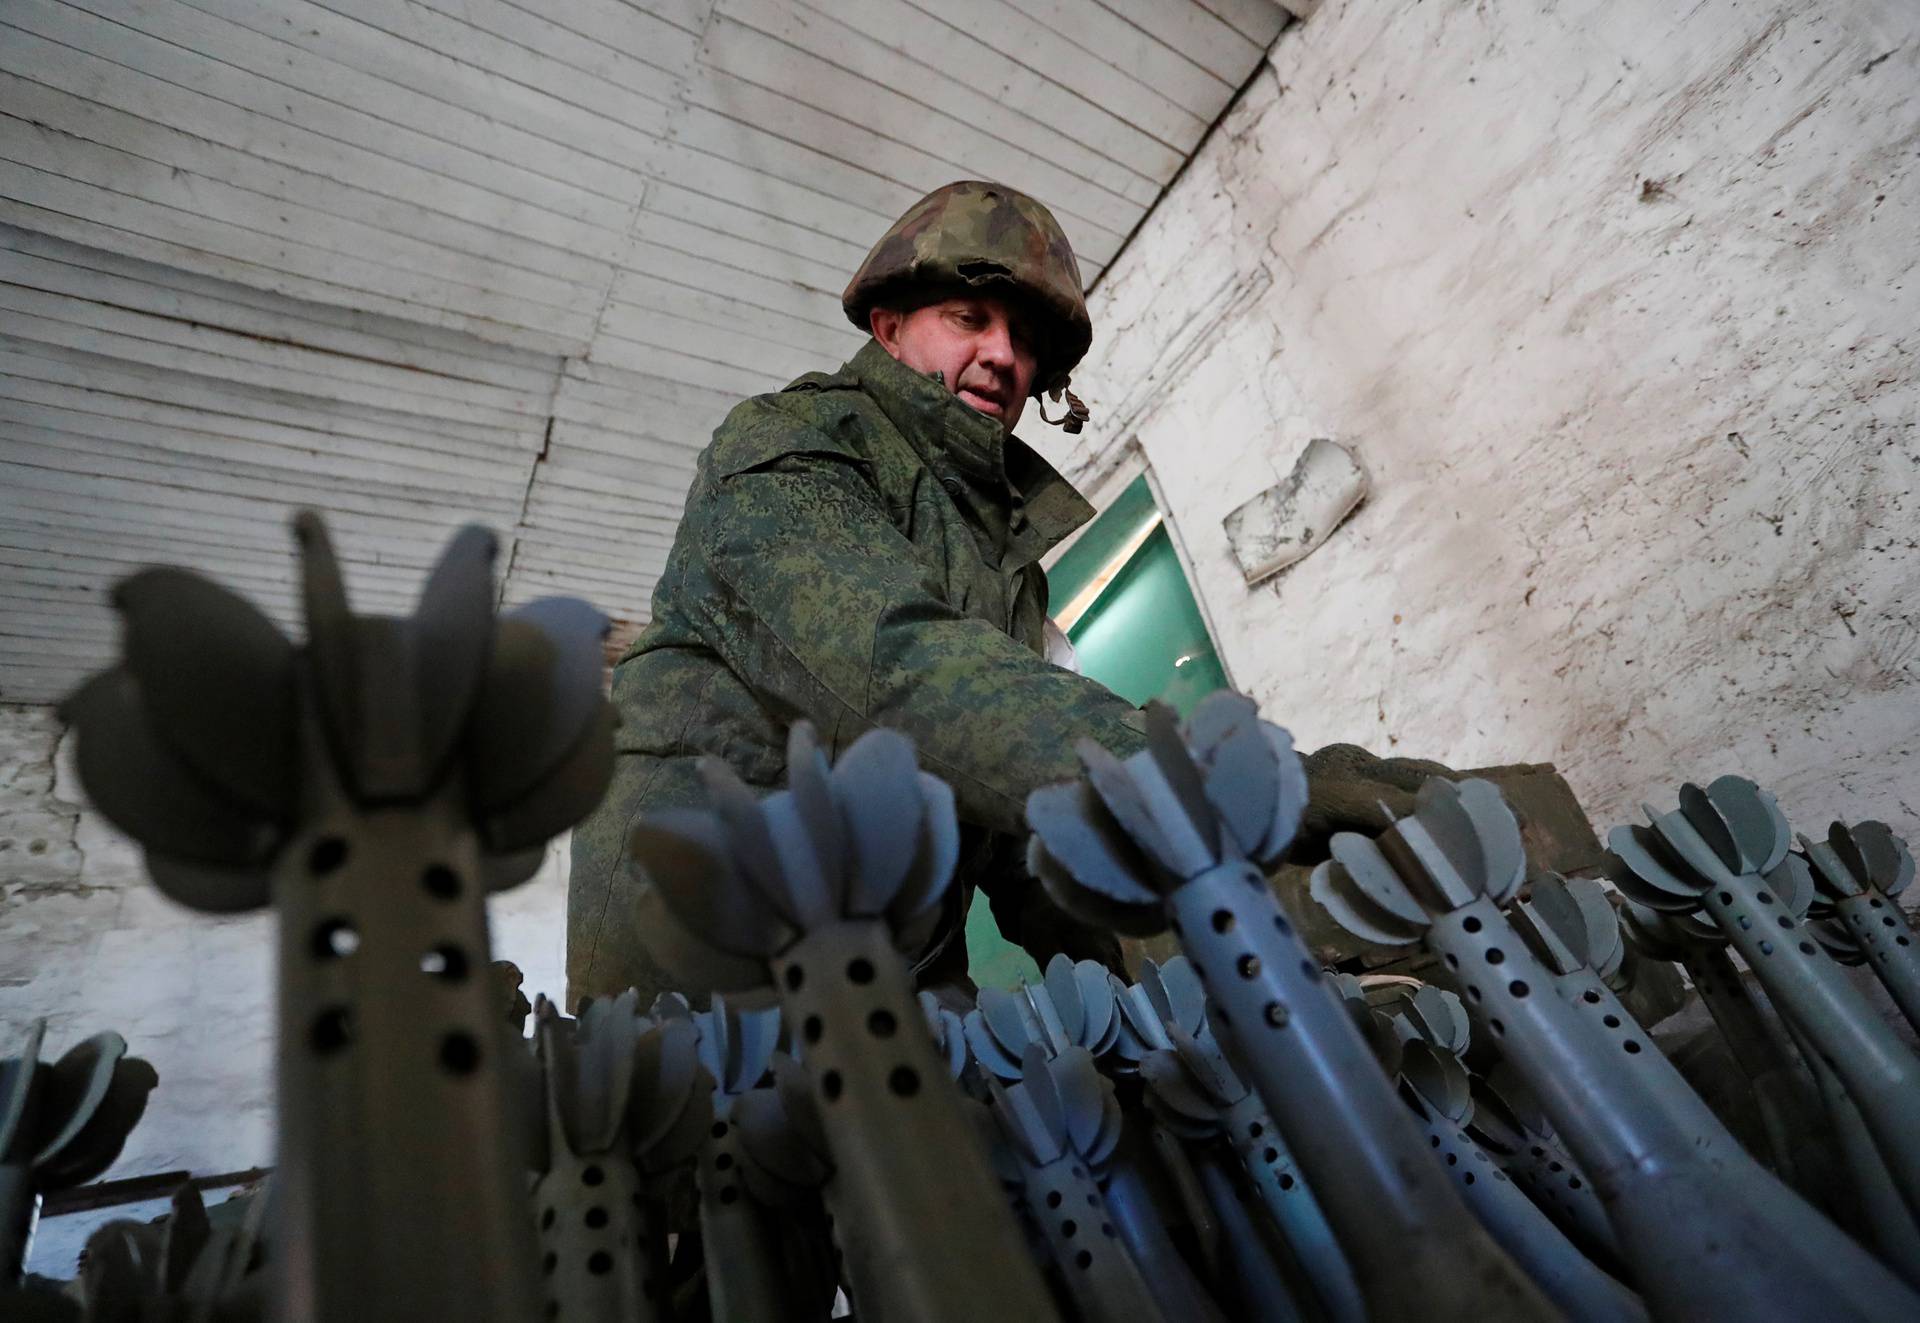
[1030,0,1920,840]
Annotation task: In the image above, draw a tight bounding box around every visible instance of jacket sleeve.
[691,418,1148,838]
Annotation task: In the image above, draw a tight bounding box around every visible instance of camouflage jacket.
[568,338,1148,1005]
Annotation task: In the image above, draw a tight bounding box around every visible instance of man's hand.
[1293,742,1457,863]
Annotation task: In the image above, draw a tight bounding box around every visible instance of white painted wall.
[0,703,569,1274]
[1035,0,1920,840]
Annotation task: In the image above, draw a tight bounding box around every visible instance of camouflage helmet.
[843,180,1093,397]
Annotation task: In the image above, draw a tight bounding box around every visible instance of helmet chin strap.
[1035,382,1089,434]
[924,361,1087,434]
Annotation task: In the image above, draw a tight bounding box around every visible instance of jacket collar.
[839,339,1094,568]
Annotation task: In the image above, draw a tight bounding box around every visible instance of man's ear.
[869,305,903,354]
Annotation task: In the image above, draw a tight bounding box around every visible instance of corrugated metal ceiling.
[0,0,1292,702]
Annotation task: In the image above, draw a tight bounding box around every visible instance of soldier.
[568,180,1446,1007]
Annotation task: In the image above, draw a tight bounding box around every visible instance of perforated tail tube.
[528,1003,708,1323]
[694,1120,793,1323]
[1410,1101,1645,1323]
[685,998,804,1323]
[1165,864,1558,1321]
[1804,821,1920,1033]
[1189,1148,1310,1323]
[1017,1158,1161,1322]
[984,1047,1160,1323]
[1125,964,1357,1321]
[273,760,541,1323]
[1610,786,1920,1226]
[994,1125,1163,1322]
[1478,1121,1618,1266]
[1425,893,1919,1321]
[1828,891,1920,1033]
[1218,1093,1362,1323]
[1685,865,1920,1221]
[769,920,1058,1323]
[1380,994,1641,1322]
[1471,1071,1616,1264]
[1668,941,1839,1213]
[532,1140,660,1322]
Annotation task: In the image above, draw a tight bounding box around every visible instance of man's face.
[869,295,1039,431]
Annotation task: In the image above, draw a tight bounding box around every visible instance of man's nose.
[974,316,1015,369]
